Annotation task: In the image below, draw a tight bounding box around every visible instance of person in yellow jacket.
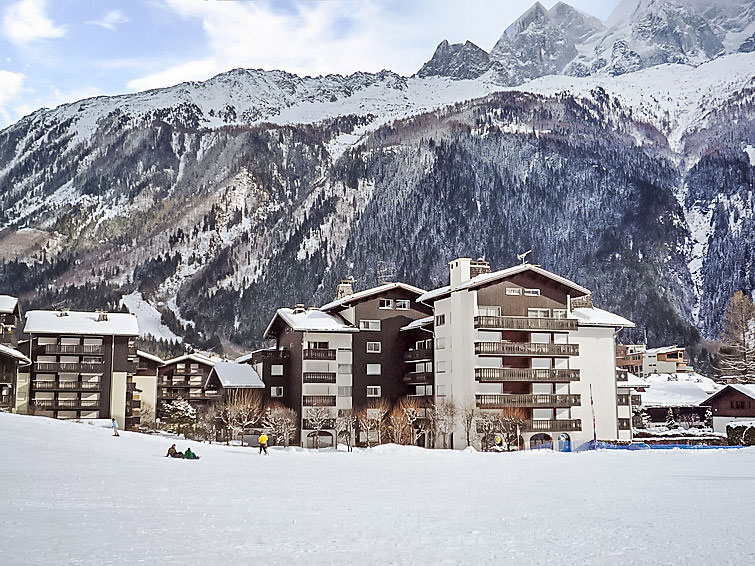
[258,433,269,455]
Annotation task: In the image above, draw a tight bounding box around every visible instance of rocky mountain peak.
[416,39,493,80]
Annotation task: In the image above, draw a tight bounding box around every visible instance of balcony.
[44,344,104,355]
[474,316,577,332]
[34,361,105,372]
[303,349,336,361]
[302,418,336,429]
[0,394,12,406]
[32,399,101,409]
[617,394,630,406]
[303,395,336,407]
[403,348,433,362]
[403,371,433,384]
[631,395,642,406]
[475,342,579,357]
[476,394,580,409]
[303,372,337,384]
[522,419,582,432]
[618,418,632,430]
[32,380,101,391]
[251,348,289,363]
[475,368,580,382]
[616,368,629,382]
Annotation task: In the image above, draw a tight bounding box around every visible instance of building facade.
[418,258,635,450]
[21,310,139,429]
[701,384,755,433]
[133,350,165,423]
[617,344,693,377]
[157,353,220,419]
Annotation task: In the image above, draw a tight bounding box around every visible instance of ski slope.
[1,413,754,565]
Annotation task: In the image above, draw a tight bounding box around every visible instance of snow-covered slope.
[2,412,755,566]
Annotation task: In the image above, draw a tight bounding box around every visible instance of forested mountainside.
[0,1,752,361]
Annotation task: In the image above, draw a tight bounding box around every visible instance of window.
[271,364,283,376]
[338,364,352,374]
[366,341,382,353]
[505,287,522,296]
[478,306,501,317]
[435,337,446,350]
[435,314,446,326]
[176,363,185,372]
[308,341,328,349]
[436,360,447,373]
[190,364,199,372]
[528,308,550,319]
[367,386,381,397]
[524,288,541,296]
[338,386,352,397]
[366,364,381,376]
[359,320,381,331]
[271,386,284,397]
[553,309,567,319]
[379,298,393,309]
[436,385,447,396]
[396,299,410,310]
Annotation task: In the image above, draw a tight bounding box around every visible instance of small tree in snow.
[665,407,677,430]
[263,403,297,447]
[335,409,356,451]
[704,408,713,429]
[432,398,456,449]
[162,397,197,437]
[458,401,477,448]
[387,404,410,444]
[305,406,332,449]
[715,290,755,382]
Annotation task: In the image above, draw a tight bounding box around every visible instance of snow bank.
[1,412,753,565]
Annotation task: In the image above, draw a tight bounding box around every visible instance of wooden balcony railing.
[474,316,577,331]
[476,394,581,409]
[303,372,337,384]
[631,395,642,406]
[33,380,101,391]
[32,399,101,409]
[403,349,433,362]
[475,368,580,382]
[303,349,336,361]
[617,394,630,406]
[616,368,629,382]
[302,418,336,430]
[618,418,632,430]
[303,395,336,407]
[522,419,582,432]
[475,342,579,357]
[44,344,104,355]
[34,362,105,372]
[403,371,433,384]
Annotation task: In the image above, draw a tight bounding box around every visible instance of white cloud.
[0,69,25,124]
[86,9,130,31]
[3,0,66,44]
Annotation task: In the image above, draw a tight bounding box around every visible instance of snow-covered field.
[1,413,754,566]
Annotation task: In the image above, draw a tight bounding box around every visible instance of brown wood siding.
[277,329,303,443]
[476,272,571,317]
[709,389,755,418]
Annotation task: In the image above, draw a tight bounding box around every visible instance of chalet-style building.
[0,294,22,346]
[157,352,219,418]
[133,350,165,423]
[417,258,635,451]
[701,384,755,433]
[0,295,30,411]
[616,344,693,377]
[205,362,264,400]
[20,310,140,429]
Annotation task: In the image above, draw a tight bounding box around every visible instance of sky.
[0,0,621,128]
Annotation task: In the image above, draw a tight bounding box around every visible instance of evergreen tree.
[163,398,197,438]
[716,290,755,382]
[665,408,676,430]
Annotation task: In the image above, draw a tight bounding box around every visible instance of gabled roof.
[569,307,635,328]
[24,310,139,336]
[163,352,219,366]
[137,350,165,365]
[417,264,591,303]
[208,362,264,388]
[235,347,276,364]
[701,384,755,406]
[400,316,434,332]
[640,381,713,408]
[0,343,30,365]
[0,295,19,314]
[264,308,357,339]
[320,282,427,312]
[645,345,685,355]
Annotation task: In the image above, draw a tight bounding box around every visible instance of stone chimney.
[449,258,472,290]
[336,276,355,300]
[292,304,306,314]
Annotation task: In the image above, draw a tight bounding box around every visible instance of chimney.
[97,313,109,322]
[292,304,306,314]
[336,276,355,300]
[449,258,472,290]
[470,257,491,278]
[58,309,69,317]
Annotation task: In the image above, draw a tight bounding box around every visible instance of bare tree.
[499,408,527,450]
[335,409,356,451]
[356,409,377,447]
[387,404,410,444]
[716,290,755,382]
[476,410,498,451]
[263,403,297,447]
[365,398,390,445]
[305,406,332,449]
[458,401,477,449]
[432,398,456,448]
[232,389,266,444]
[401,397,427,446]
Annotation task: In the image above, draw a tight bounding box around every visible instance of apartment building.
[616,344,693,377]
[20,310,139,429]
[133,350,165,422]
[157,352,220,418]
[0,295,29,410]
[418,258,635,450]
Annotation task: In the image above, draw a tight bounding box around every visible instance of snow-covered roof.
[208,362,264,388]
[568,307,635,328]
[136,350,165,364]
[644,345,685,355]
[0,295,18,314]
[24,310,139,336]
[320,282,426,312]
[235,347,277,364]
[400,316,434,332]
[0,343,30,364]
[163,352,219,366]
[617,371,648,389]
[417,264,591,303]
[640,381,713,407]
[702,384,755,406]
[264,308,356,338]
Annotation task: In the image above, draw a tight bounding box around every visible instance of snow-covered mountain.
[0,1,752,359]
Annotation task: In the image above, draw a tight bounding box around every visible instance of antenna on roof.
[517,250,532,265]
[377,261,395,285]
